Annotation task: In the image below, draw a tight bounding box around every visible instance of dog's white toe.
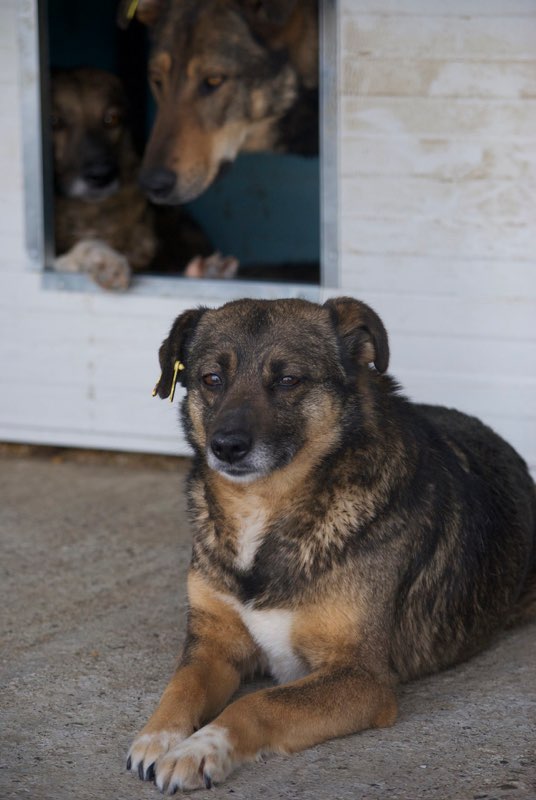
[127,729,188,782]
[155,724,235,793]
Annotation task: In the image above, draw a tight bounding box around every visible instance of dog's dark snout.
[210,430,252,464]
[139,167,176,201]
[83,161,117,188]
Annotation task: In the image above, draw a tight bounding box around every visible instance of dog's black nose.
[210,430,252,464]
[139,167,176,201]
[83,162,117,188]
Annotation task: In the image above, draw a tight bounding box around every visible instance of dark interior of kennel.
[45,0,320,282]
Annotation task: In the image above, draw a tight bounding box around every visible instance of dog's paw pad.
[155,724,235,793]
[127,730,188,782]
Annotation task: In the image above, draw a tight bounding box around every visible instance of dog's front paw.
[85,243,131,291]
[127,729,188,783]
[154,724,236,793]
[53,239,132,290]
[184,252,239,280]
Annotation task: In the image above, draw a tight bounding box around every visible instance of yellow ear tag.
[152,360,185,400]
[151,375,162,398]
[169,359,185,403]
[117,0,139,29]
[120,0,139,24]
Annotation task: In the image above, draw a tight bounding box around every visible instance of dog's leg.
[127,573,260,783]
[126,650,242,783]
[153,664,397,792]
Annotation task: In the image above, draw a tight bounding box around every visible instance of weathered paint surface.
[0,0,535,473]
[338,0,536,473]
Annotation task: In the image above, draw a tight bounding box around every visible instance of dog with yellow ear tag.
[127,296,536,793]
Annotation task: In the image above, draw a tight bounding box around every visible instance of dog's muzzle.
[207,428,275,483]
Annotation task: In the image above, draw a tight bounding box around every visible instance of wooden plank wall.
[0,1,189,454]
[0,0,534,473]
[339,0,536,472]
[0,0,25,267]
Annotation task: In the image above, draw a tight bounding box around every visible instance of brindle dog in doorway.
[129,0,319,205]
[127,296,536,793]
[51,68,211,290]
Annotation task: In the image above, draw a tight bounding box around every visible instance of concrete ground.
[0,449,535,800]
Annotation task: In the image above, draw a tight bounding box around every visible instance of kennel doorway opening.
[22,0,339,296]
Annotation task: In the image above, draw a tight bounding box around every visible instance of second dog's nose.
[139,167,176,201]
[83,162,117,188]
[210,431,252,464]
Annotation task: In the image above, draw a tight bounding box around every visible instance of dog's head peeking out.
[155,298,389,484]
[136,0,318,204]
[51,68,132,201]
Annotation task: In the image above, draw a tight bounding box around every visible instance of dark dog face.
[51,68,129,201]
[155,298,389,483]
[137,0,306,204]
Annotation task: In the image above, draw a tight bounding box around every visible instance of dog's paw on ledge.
[184,252,239,280]
[53,239,132,291]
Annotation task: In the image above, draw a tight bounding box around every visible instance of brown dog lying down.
[127,296,536,792]
[51,68,213,290]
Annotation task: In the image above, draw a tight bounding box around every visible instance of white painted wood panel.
[0,1,25,273]
[344,60,536,99]
[341,139,536,181]
[339,0,536,476]
[343,2,536,18]
[342,16,536,60]
[342,176,535,224]
[388,336,535,381]
[343,98,536,139]
[342,218,534,260]
[341,257,536,300]
[0,0,534,479]
[325,290,536,344]
[397,372,536,420]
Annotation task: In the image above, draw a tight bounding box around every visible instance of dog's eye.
[51,113,66,131]
[151,76,163,93]
[103,109,121,129]
[202,373,223,388]
[278,376,301,388]
[200,76,226,95]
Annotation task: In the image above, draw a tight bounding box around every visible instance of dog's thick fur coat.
[128,297,535,792]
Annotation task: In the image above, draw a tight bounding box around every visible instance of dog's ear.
[241,0,298,26]
[154,307,207,399]
[324,297,389,374]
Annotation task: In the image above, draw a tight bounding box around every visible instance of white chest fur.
[223,596,308,684]
[234,508,266,572]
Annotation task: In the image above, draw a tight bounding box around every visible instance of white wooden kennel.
[0,0,535,474]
